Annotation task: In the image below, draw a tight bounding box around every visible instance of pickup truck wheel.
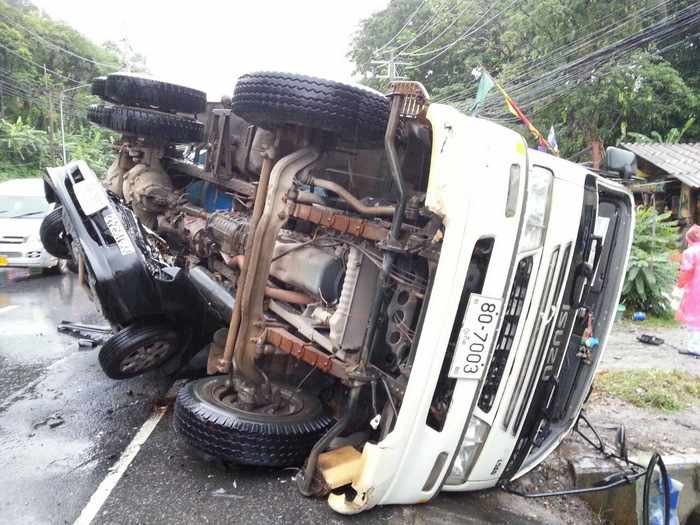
[174,376,334,467]
[232,71,389,145]
[87,104,204,143]
[39,207,71,259]
[99,324,180,379]
[105,73,207,114]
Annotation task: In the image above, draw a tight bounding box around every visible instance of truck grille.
[478,256,533,412]
[425,237,494,431]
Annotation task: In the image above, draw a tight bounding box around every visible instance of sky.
[31,0,388,101]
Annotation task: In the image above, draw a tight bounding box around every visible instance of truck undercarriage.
[41,71,634,513]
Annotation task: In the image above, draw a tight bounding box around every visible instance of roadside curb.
[571,453,700,524]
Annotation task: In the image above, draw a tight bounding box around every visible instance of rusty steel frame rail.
[218,147,277,373]
[290,203,389,242]
[264,327,348,380]
[232,147,321,383]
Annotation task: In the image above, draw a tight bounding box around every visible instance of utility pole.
[59,83,91,164]
[0,82,4,118]
[371,50,410,82]
[44,65,56,163]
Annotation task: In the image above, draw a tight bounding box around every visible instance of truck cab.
[328,103,633,512]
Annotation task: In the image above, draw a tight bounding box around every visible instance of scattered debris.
[210,488,243,499]
[57,320,112,345]
[637,334,664,346]
[34,413,64,429]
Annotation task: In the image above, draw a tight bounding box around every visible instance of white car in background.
[0,178,61,272]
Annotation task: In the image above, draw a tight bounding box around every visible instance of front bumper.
[43,161,169,326]
[0,241,57,269]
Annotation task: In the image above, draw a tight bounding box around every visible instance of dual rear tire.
[89,74,206,143]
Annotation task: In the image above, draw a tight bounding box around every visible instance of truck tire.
[99,324,180,379]
[87,104,204,143]
[231,71,389,144]
[174,376,334,467]
[105,73,207,114]
[91,76,107,98]
[39,207,71,259]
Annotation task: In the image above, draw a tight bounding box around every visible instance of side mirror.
[605,147,637,179]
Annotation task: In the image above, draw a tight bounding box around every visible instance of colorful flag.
[470,70,495,115]
[492,75,556,155]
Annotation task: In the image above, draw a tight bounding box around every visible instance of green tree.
[622,207,679,315]
[622,116,696,144]
[0,0,125,178]
[349,0,700,156]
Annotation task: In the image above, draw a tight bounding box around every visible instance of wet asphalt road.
[0,271,551,525]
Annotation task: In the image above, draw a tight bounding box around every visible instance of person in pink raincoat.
[676,224,700,355]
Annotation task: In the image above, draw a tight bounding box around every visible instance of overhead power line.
[474,3,700,119]
[0,41,80,84]
[433,0,678,105]
[406,0,524,69]
[400,1,474,56]
[0,12,118,69]
[373,0,429,56]
[388,1,464,56]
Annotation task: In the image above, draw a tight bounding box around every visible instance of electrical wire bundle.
[502,412,672,525]
[370,0,699,129]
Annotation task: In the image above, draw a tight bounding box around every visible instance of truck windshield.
[0,195,50,218]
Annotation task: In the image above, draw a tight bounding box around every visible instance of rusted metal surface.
[166,158,256,197]
[290,203,389,242]
[388,80,430,120]
[207,327,228,375]
[205,108,234,178]
[219,151,276,374]
[306,177,395,217]
[232,147,321,383]
[265,327,348,380]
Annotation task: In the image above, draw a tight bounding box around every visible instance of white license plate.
[104,212,136,256]
[448,294,503,380]
[73,179,109,216]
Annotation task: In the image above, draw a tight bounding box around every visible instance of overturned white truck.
[43,72,634,513]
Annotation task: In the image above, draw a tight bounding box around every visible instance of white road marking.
[73,408,166,525]
[0,305,19,314]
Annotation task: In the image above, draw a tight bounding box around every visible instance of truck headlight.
[445,415,491,485]
[519,167,552,252]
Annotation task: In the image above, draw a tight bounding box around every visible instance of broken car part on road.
[40,71,635,514]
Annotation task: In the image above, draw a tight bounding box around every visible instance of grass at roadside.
[618,313,679,329]
[595,369,700,411]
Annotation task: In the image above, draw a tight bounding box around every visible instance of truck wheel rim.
[210,382,304,417]
[120,341,172,372]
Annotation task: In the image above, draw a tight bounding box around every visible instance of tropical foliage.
[0,0,137,180]
[349,0,700,157]
[621,116,696,144]
[0,117,115,180]
[622,207,679,315]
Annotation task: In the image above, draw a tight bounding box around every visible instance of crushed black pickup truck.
[41,71,634,513]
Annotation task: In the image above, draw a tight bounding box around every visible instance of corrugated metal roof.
[621,142,700,188]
